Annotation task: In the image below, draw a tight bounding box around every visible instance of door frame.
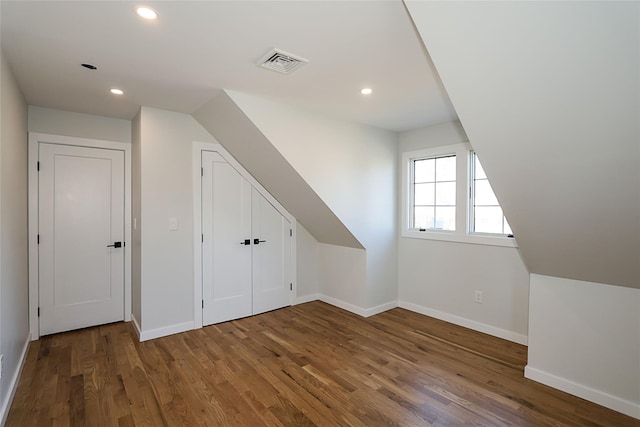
[28,133,132,340]
[192,141,296,329]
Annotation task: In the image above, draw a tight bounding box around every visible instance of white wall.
[318,244,367,312]
[295,223,319,303]
[138,107,216,334]
[0,51,30,424]
[28,106,131,143]
[397,121,530,343]
[225,91,399,311]
[399,120,468,152]
[131,110,142,326]
[526,274,640,419]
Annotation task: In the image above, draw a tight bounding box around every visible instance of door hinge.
[202,300,204,309]
[37,161,40,171]
[290,229,292,237]
[201,167,204,177]
[37,234,40,244]
[201,234,204,243]
[37,307,40,317]
[290,283,293,291]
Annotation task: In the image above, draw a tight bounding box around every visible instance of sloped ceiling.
[405,1,640,289]
[193,91,363,249]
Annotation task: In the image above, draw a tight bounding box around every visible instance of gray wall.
[138,107,216,333]
[0,51,29,423]
[131,110,142,326]
[398,121,530,343]
[28,106,131,143]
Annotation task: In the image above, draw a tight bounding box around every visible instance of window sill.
[402,229,518,248]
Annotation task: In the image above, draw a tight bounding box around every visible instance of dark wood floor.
[6,301,638,426]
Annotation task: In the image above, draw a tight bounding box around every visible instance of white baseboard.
[318,295,396,318]
[138,320,195,342]
[398,301,528,345]
[293,293,320,305]
[0,334,31,426]
[525,366,640,420]
[362,300,398,317]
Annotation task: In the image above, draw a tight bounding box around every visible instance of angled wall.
[193,92,362,250]
[194,91,398,312]
[405,1,640,418]
[405,1,640,289]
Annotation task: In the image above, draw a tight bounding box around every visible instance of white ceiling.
[0,0,457,132]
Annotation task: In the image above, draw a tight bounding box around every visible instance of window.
[470,152,512,236]
[412,155,456,231]
[402,143,516,248]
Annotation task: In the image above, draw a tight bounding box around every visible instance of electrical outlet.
[0,354,4,380]
[474,290,483,304]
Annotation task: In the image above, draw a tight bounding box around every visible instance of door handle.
[107,241,122,248]
[240,239,251,245]
[254,239,266,245]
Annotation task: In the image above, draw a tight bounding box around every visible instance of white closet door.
[251,188,292,315]
[39,143,125,335]
[202,151,252,325]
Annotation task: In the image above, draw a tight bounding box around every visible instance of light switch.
[169,217,178,230]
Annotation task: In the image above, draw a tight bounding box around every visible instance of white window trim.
[401,143,517,248]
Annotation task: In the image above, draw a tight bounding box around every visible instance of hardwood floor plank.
[69,374,85,426]
[6,302,639,426]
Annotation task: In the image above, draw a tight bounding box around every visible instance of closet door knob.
[254,239,266,245]
[240,239,251,245]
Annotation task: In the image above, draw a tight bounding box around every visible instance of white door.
[201,151,292,325]
[202,151,252,325]
[252,189,292,315]
[39,143,125,335]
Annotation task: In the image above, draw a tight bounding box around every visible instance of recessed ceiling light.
[136,7,157,20]
[361,88,373,95]
[110,88,124,95]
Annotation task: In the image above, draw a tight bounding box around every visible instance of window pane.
[474,154,487,179]
[414,206,434,229]
[414,159,435,183]
[474,206,504,234]
[470,152,512,236]
[410,153,458,232]
[474,180,499,206]
[504,217,513,235]
[436,156,456,182]
[414,183,434,206]
[435,182,456,205]
[435,206,455,231]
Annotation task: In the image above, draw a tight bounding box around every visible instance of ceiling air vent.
[257,48,309,75]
